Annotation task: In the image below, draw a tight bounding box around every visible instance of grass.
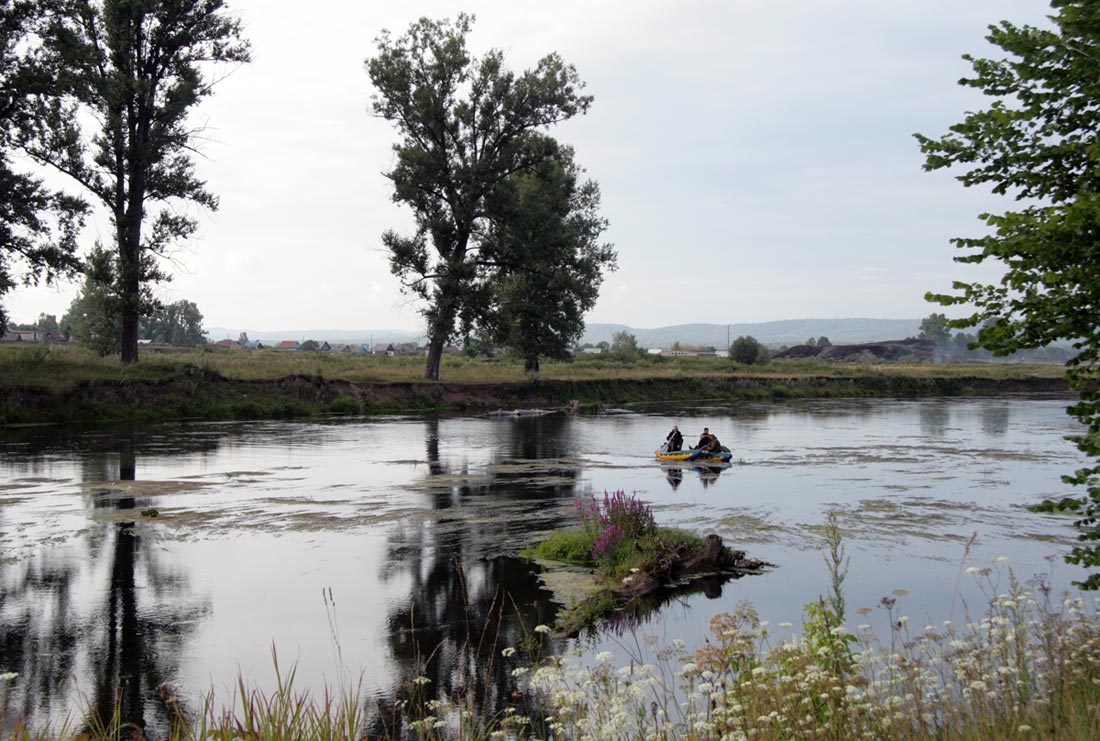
[0,343,1068,389]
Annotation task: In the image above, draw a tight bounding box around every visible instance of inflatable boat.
[655,448,733,464]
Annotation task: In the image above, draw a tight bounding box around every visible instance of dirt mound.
[774,339,935,363]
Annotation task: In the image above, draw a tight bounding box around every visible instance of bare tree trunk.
[425,336,444,380]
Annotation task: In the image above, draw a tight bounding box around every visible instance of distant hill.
[205,319,924,349]
[581,319,923,349]
[206,327,422,345]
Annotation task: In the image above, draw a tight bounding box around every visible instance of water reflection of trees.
[369,415,580,735]
[0,430,210,736]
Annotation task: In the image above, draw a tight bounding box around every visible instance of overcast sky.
[8,0,1054,334]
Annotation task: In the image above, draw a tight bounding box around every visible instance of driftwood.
[615,533,768,602]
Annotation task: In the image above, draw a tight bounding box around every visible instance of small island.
[525,490,770,634]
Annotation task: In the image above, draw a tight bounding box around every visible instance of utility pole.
[727,324,730,350]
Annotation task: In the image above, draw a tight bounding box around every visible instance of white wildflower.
[534,624,551,634]
[596,651,614,663]
[501,647,516,658]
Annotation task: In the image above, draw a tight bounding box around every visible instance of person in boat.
[702,432,722,453]
[696,427,714,450]
[665,425,683,452]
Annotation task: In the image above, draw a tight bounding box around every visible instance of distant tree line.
[915,313,1073,363]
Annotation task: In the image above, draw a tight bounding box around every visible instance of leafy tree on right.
[916,0,1100,587]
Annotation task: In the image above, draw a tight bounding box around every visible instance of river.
[0,395,1088,734]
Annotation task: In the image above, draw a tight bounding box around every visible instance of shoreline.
[0,366,1073,425]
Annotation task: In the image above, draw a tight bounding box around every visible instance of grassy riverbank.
[0,344,1070,425]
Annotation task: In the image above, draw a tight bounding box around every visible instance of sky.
[6,0,1055,334]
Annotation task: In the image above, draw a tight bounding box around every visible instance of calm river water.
[0,395,1089,733]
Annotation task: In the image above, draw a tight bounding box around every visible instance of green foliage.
[526,530,594,566]
[609,331,642,362]
[730,335,769,365]
[367,14,593,380]
[480,150,615,374]
[576,490,656,571]
[60,245,125,356]
[22,0,249,363]
[143,300,206,346]
[299,339,320,352]
[917,0,1100,587]
[0,0,85,335]
[918,312,951,346]
[326,395,363,415]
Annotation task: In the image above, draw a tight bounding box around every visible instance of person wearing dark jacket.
[665,425,683,452]
[696,427,713,450]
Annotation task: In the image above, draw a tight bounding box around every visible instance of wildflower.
[0,672,17,682]
[502,647,516,658]
[680,662,699,676]
[596,651,614,663]
[534,624,551,634]
[966,567,980,574]
[779,621,793,629]
[413,676,431,686]
[997,556,1009,563]
[751,667,766,676]
[511,667,529,677]
[1018,725,1032,733]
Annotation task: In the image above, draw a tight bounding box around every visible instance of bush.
[576,490,656,571]
[326,395,363,415]
[730,335,770,365]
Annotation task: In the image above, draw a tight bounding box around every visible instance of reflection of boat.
[655,448,732,464]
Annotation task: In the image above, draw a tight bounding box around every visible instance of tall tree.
[21,0,248,363]
[0,0,84,334]
[916,0,1100,586]
[479,146,615,373]
[366,14,593,380]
